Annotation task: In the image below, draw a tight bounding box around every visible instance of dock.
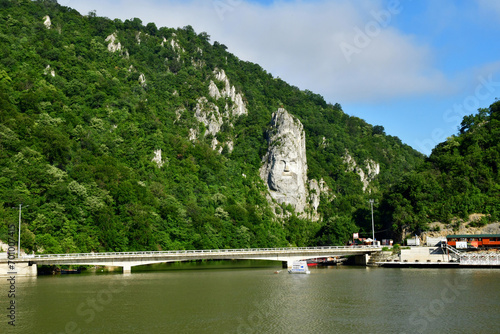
[373,244,500,268]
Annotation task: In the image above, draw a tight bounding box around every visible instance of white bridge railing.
[460,253,500,265]
[441,243,500,265]
[22,245,381,259]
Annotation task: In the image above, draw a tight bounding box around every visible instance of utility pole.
[369,199,375,246]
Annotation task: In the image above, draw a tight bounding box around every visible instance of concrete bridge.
[1,245,382,276]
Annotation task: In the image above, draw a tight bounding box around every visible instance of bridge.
[1,245,382,276]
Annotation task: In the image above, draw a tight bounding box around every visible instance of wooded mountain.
[380,100,500,236]
[0,0,496,253]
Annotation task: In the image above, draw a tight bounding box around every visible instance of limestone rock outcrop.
[343,150,380,192]
[104,32,129,58]
[138,73,147,88]
[260,108,309,213]
[43,15,51,29]
[209,69,247,117]
[152,149,165,168]
[105,32,122,53]
[190,68,247,153]
[193,97,222,137]
[44,65,55,77]
[308,178,333,211]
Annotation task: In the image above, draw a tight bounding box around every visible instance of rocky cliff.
[343,150,380,192]
[190,68,247,152]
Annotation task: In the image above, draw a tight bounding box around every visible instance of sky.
[60,0,500,155]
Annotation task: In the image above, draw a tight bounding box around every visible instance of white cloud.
[66,0,450,104]
[476,0,500,18]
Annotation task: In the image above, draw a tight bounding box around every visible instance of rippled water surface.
[2,262,500,333]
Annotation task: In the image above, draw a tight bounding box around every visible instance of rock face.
[308,178,333,211]
[104,32,129,58]
[423,219,500,241]
[260,108,308,213]
[152,149,165,168]
[138,73,147,88]
[190,68,247,153]
[44,65,55,77]
[105,32,122,53]
[209,69,247,116]
[343,150,380,192]
[193,97,222,137]
[43,15,51,29]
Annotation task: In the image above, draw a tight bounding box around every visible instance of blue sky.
[64,0,500,155]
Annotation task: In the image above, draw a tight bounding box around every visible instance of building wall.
[400,247,449,262]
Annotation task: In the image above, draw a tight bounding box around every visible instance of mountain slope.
[381,100,500,238]
[0,0,424,252]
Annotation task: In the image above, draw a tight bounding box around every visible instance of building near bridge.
[446,234,500,249]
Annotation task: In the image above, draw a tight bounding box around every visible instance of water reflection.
[1,262,499,334]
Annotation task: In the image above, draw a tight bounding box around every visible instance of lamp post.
[369,199,375,246]
[14,204,28,258]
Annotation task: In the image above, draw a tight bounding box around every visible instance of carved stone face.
[260,108,308,212]
[267,136,303,196]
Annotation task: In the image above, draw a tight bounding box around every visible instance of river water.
[2,261,500,334]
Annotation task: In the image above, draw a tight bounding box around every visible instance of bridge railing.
[24,245,381,259]
[460,252,500,265]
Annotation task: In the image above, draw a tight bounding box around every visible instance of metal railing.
[460,252,500,265]
[440,243,500,265]
[23,245,381,259]
[441,243,461,261]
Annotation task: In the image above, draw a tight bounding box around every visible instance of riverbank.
[376,262,500,268]
[371,246,500,268]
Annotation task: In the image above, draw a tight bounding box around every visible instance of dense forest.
[0,0,497,254]
[380,101,500,235]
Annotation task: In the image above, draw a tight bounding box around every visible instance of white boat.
[288,261,311,274]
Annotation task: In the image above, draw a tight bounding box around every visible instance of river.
[1,261,499,333]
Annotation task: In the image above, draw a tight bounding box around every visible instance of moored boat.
[306,259,319,266]
[288,261,311,274]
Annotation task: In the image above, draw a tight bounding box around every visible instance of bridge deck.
[4,246,381,263]
[1,246,382,275]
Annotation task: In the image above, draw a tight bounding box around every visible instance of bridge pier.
[281,259,301,269]
[354,254,371,266]
[122,264,132,274]
[0,261,37,277]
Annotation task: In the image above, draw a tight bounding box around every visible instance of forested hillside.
[3,0,493,254]
[381,100,500,236]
